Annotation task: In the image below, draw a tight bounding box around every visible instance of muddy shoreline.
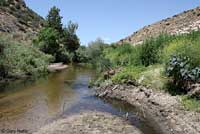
[94,84,200,134]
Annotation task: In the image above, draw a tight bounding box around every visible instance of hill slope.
[118,7,200,45]
[0,0,44,41]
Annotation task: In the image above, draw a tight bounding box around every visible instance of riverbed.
[0,65,162,134]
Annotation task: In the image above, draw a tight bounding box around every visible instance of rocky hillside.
[0,0,44,41]
[118,7,200,45]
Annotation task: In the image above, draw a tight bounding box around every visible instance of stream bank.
[94,84,200,134]
[35,111,142,134]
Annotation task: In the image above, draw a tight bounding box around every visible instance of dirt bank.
[34,111,142,134]
[94,84,200,134]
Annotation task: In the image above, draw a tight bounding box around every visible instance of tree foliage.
[46,6,63,33]
[37,27,60,56]
[0,36,53,79]
[36,6,80,63]
[62,21,80,52]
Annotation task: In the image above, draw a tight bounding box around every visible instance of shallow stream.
[0,65,162,134]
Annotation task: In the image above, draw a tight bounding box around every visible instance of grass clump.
[181,96,200,112]
[111,66,146,84]
[138,64,168,89]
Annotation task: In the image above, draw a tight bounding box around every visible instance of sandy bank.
[34,111,142,134]
[47,63,68,72]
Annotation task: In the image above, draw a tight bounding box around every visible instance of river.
[0,65,162,134]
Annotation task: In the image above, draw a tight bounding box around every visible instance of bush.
[55,50,70,63]
[166,55,200,92]
[163,31,200,92]
[111,66,146,83]
[162,31,200,67]
[95,57,112,72]
[103,43,141,66]
[35,6,80,63]
[140,34,173,66]
[75,46,89,63]
[36,27,60,56]
[0,36,53,78]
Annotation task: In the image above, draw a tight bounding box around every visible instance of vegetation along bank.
[0,3,80,82]
[75,31,200,134]
[0,0,200,133]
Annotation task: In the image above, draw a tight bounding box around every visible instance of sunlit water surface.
[0,65,162,134]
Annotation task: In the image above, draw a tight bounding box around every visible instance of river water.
[0,65,162,134]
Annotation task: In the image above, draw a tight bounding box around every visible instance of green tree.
[75,46,89,62]
[46,6,63,33]
[37,27,60,56]
[36,6,80,63]
[62,21,80,52]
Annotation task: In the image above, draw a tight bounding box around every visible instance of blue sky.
[24,0,200,45]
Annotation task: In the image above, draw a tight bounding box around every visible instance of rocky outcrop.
[95,84,200,134]
[0,0,44,41]
[34,111,142,134]
[118,7,200,45]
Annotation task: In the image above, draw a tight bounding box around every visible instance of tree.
[46,6,63,33]
[62,21,80,52]
[37,27,60,56]
[36,6,80,63]
[75,46,89,62]
[87,38,106,59]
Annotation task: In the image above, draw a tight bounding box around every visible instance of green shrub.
[0,36,53,78]
[75,46,89,63]
[103,43,141,67]
[165,55,200,92]
[95,57,112,72]
[35,6,80,63]
[140,34,173,66]
[162,31,200,67]
[163,31,200,92]
[111,66,146,83]
[86,38,109,69]
[36,27,60,56]
[138,64,167,90]
[181,96,200,112]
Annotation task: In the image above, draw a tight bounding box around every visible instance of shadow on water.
[0,65,162,134]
